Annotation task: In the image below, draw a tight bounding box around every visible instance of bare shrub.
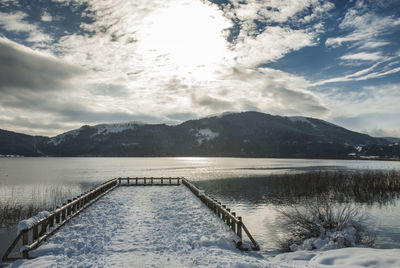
[278,195,375,252]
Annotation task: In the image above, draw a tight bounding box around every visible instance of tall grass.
[274,170,400,205]
[196,169,400,205]
[0,185,82,225]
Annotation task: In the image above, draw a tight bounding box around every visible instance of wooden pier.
[2,177,259,262]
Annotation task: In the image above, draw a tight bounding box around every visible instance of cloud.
[366,128,400,138]
[215,67,329,117]
[0,115,67,136]
[312,63,400,86]
[0,0,20,7]
[224,0,334,25]
[340,52,385,61]
[0,0,343,136]
[234,26,317,67]
[322,84,400,134]
[0,11,52,43]
[191,94,233,111]
[321,82,400,136]
[358,41,390,49]
[325,9,400,48]
[0,37,85,92]
[217,0,333,67]
[41,12,53,22]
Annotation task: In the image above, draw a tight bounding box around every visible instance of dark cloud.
[191,94,233,111]
[0,37,84,92]
[164,77,189,93]
[270,86,329,115]
[165,112,197,122]
[0,116,65,133]
[88,83,130,98]
[0,88,162,127]
[332,112,400,136]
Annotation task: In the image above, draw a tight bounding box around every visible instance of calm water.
[1,157,400,257]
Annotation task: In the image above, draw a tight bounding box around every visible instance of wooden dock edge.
[2,178,119,262]
[2,176,259,262]
[181,178,260,251]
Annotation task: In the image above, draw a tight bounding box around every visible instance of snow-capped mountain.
[0,112,397,158]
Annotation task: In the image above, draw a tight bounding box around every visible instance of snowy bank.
[269,247,400,267]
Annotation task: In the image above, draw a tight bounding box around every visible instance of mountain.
[383,137,400,143]
[0,129,49,156]
[0,112,397,158]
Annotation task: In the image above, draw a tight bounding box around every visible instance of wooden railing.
[181,178,260,251]
[2,178,118,261]
[118,177,181,186]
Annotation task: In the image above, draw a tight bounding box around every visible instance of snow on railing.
[2,178,119,261]
[181,178,260,251]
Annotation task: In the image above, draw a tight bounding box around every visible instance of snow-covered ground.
[10,185,400,268]
[269,248,400,267]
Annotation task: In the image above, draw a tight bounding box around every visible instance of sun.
[137,1,232,81]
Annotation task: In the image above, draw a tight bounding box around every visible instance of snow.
[204,111,237,119]
[48,122,144,145]
[10,187,400,268]
[216,112,236,118]
[269,248,400,268]
[121,142,140,147]
[47,129,80,146]
[289,226,359,251]
[17,211,51,234]
[12,186,267,267]
[288,215,364,252]
[91,122,139,137]
[195,128,219,144]
[287,116,317,128]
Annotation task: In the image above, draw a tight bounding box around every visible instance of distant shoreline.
[1,155,399,161]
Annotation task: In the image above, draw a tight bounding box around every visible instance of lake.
[1,157,400,258]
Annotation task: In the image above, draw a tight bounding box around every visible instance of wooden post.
[237,217,243,239]
[144,178,146,185]
[136,177,138,185]
[61,208,66,221]
[22,230,29,259]
[39,221,47,236]
[161,178,163,185]
[169,177,172,184]
[127,177,130,185]
[227,208,231,226]
[33,225,38,240]
[151,177,153,185]
[76,197,80,210]
[49,215,54,228]
[231,212,236,231]
[118,177,121,185]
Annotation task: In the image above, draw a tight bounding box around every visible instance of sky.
[0,0,399,137]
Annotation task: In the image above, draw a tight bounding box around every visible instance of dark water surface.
[1,157,400,258]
